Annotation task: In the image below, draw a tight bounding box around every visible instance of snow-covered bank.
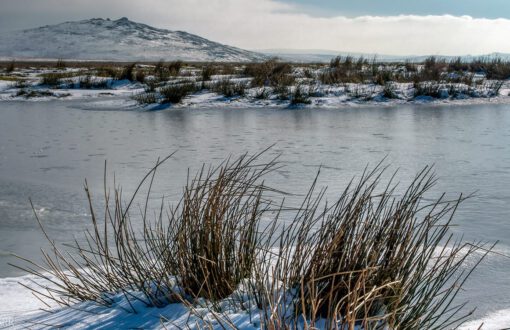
[0,275,260,329]
[0,273,507,329]
[2,62,510,111]
[2,79,510,111]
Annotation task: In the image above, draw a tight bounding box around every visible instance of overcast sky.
[1,0,509,55]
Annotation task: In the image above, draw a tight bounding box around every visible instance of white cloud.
[1,0,510,55]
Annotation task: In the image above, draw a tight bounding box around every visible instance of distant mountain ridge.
[0,17,266,62]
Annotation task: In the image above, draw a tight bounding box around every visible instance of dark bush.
[119,63,136,81]
[160,82,197,104]
[210,78,247,97]
[168,60,183,76]
[290,85,311,105]
[201,65,216,81]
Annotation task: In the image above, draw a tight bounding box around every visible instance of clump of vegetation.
[168,60,183,76]
[289,85,311,105]
[253,87,270,100]
[144,78,159,92]
[320,56,366,84]
[382,82,400,99]
[153,60,169,81]
[201,65,216,81]
[414,82,443,98]
[40,73,63,87]
[6,60,15,73]
[14,79,27,89]
[274,85,290,100]
[119,63,136,81]
[12,153,492,329]
[160,82,197,104]
[78,75,109,89]
[209,78,247,97]
[55,58,67,69]
[96,66,120,78]
[244,59,294,87]
[131,92,158,105]
[15,89,56,98]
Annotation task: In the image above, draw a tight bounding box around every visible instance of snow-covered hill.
[0,17,266,62]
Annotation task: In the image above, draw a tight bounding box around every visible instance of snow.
[2,67,510,110]
[0,18,266,62]
[459,309,510,330]
[0,272,507,329]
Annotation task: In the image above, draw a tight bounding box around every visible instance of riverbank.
[1,59,510,110]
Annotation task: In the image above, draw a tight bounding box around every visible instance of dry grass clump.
[320,56,367,84]
[96,65,121,79]
[382,82,399,99]
[77,75,109,89]
[168,60,183,76]
[132,82,199,105]
[254,164,491,329]
[290,85,312,105]
[119,63,137,81]
[55,58,67,69]
[160,82,197,104]
[152,60,183,81]
[209,78,247,97]
[12,153,491,329]
[170,153,277,301]
[244,59,294,87]
[201,65,217,82]
[40,73,65,87]
[132,91,158,104]
[6,60,15,73]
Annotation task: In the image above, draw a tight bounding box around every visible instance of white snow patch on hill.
[0,18,267,62]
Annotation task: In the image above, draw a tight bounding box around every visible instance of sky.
[0,0,509,56]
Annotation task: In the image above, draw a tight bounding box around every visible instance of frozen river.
[0,100,509,325]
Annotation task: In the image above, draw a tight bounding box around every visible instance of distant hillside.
[0,17,267,62]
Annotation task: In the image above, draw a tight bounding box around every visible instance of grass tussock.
[119,63,136,81]
[55,58,67,69]
[6,60,15,73]
[244,59,295,88]
[40,73,63,87]
[201,65,216,82]
[78,75,109,89]
[12,152,492,329]
[209,78,247,97]
[290,85,312,105]
[131,92,158,105]
[254,164,491,329]
[160,82,197,104]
